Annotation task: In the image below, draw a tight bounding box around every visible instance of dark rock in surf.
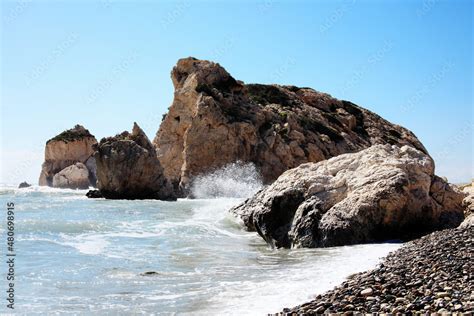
[18,181,31,188]
[140,271,161,276]
[86,189,103,198]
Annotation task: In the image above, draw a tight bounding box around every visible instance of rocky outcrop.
[153,57,427,194]
[39,125,97,188]
[230,145,465,248]
[461,181,474,215]
[460,214,474,228]
[52,162,90,189]
[94,123,176,200]
[460,181,474,227]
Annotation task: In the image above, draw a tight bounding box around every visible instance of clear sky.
[1,0,472,184]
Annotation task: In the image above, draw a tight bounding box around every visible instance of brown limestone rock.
[94,123,175,200]
[52,162,90,189]
[153,57,427,195]
[39,125,97,188]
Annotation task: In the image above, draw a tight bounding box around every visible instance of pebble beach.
[282,225,473,315]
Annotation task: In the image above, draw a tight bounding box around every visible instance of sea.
[0,164,401,315]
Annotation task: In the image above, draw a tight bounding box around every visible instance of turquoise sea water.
[0,184,400,315]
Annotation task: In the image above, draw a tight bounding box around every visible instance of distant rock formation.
[153,57,427,194]
[18,182,31,188]
[94,123,176,200]
[230,144,465,248]
[52,162,90,189]
[39,125,97,189]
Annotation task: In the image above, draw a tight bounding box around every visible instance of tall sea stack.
[39,125,97,189]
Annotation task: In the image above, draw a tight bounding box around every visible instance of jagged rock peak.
[94,122,175,200]
[171,57,241,91]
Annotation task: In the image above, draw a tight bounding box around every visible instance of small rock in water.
[18,181,31,188]
[140,271,160,276]
[86,190,103,198]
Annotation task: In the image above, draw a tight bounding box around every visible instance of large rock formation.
[94,123,175,200]
[39,125,97,188]
[230,144,465,248]
[153,57,427,194]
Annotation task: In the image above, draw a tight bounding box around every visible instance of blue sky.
[1,0,472,184]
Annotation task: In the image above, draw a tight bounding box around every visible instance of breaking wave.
[190,162,264,199]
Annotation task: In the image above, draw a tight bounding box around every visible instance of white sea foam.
[60,233,110,255]
[0,184,90,194]
[190,162,264,199]
[200,243,401,315]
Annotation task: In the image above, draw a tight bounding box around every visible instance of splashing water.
[190,162,264,199]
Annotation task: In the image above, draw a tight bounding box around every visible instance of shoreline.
[1,188,401,314]
[280,225,473,315]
